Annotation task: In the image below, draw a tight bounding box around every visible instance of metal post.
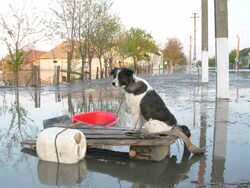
[37,65,41,87]
[214,0,230,99]
[202,0,209,82]
[56,66,60,85]
[32,65,39,87]
[34,87,41,108]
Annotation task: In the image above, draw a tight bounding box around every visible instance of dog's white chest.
[125,92,145,114]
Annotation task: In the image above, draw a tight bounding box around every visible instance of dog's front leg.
[133,114,143,131]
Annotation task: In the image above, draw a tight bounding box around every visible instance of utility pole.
[235,35,240,71]
[189,35,192,65]
[187,35,192,73]
[214,0,229,99]
[202,0,209,82]
[191,13,199,64]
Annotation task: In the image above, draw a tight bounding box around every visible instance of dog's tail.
[177,125,192,156]
[168,124,204,155]
[178,125,191,138]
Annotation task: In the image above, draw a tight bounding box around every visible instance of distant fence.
[209,67,250,72]
[0,65,197,87]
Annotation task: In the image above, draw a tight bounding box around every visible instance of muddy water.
[0,71,249,188]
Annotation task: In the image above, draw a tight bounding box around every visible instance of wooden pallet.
[21,115,204,161]
[21,124,178,161]
[21,126,177,149]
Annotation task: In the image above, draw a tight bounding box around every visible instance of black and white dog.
[111,68,191,138]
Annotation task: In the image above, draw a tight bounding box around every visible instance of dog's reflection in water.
[86,148,203,188]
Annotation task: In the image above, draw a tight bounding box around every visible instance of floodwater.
[0,71,250,188]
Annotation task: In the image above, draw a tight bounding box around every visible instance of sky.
[0,0,250,59]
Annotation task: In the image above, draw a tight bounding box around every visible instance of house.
[37,41,108,83]
[0,41,108,85]
[0,41,164,86]
[240,48,250,68]
[1,50,46,85]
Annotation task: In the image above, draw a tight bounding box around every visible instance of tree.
[75,0,103,80]
[51,0,120,80]
[0,2,43,86]
[50,0,78,82]
[118,28,158,73]
[92,2,121,78]
[209,57,215,67]
[75,0,94,80]
[76,0,88,80]
[162,38,186,72]
[229,49,237,65]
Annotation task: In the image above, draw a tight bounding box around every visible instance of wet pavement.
[0,70,250,188]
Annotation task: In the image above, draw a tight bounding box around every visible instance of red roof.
[0,50,47,65]
[40,41,80,59]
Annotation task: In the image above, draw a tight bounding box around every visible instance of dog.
[111,68,191,139]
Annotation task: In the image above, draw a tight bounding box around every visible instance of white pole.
[216,38,229,98]
[201,51,209,82]
[214,0,230,99]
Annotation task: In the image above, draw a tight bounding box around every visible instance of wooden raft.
[21,117,179,161]
[21,126,177,150]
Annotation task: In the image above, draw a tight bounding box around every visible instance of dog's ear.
[123,68,134,77]
[125,81,147,94]
[110,68,118,76]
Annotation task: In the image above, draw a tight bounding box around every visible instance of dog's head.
[111,68,134,87]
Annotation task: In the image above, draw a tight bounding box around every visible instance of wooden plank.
[21,140,36,150]
[87,137,176,146]
[45,122,133,132]
[73,126,132,132]
[21,134,176,149]
[44,125,147,137]
[78,129,135,135]
[86,134,140,139]
[83,134,162,139]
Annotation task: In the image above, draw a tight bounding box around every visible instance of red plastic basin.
[72,111,119,127]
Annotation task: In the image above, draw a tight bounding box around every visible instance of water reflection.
[68,93,75,115]
[211,100,229,187]
[86,149,203,188]
[55,87,62,102]
[59,88,123,116]
[200,85,208,148]
[34,87,41,108]
[0,87,37,167]
[0,90,8,116]
[5,87,35,144]
[38,160,87,186]
[0,72,249,187]
[197,85,208,187]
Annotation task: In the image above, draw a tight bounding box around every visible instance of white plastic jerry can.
[36,127,87,164]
